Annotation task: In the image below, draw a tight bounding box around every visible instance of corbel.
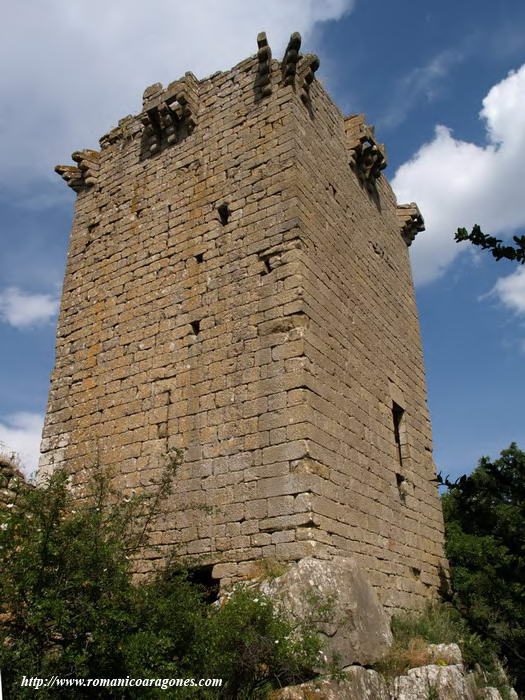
[345,114,387,186]
[55,149,100,191]
[54,165,83,192]
[141,107,162,154]
[397,203,425,246]
[256,32,272,97]
[298,54,320,104]
[281,32,301,87]
[164,72,199,133]
[71,149,100,187]
[141,73,199,155]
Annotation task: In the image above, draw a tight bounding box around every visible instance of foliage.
[203,588,321,698]
[375,603,491,676]
[375,604,513,699]
[0,459,321,698]
[440,443,525,695]
[455,225,525,263]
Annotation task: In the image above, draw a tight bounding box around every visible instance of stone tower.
[42,32,447,611]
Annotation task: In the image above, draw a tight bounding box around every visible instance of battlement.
[45,33,446,612]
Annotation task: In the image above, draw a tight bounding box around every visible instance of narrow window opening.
[186,565,220,604]
[190,319,201,335]
[392,401,404,467]
[217,203,230,225]
[195,252,204,263]
[396,472,407,505]
[261,257,272,275]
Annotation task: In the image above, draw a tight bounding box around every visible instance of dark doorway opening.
[187,564,220,604]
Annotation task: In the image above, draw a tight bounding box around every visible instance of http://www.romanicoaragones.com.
[19,675,223,691]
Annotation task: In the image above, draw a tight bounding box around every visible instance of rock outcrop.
[260,557,393,667]
[272,660,516,699]
[270,644,518,700]
[392,663,475,700]
[258,558,518,699]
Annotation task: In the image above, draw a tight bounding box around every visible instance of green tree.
[440,444,525,693]
[455,225,525,263]
[0,459,320,698]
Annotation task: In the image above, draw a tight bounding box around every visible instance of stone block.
[260,557,392,667]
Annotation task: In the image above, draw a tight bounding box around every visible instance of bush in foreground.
[441,443,525,695]
[0,460,320,698]
[375,604,514,699]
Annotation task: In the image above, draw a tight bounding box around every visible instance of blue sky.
[1,0,524,478]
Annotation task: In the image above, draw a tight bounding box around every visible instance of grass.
[373,603,514,700]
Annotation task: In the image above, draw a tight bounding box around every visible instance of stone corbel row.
[256,32,272,97]
[55,149,100,192]
[298,54,320,105]
[255,31,320,101]
[345,114,387,187]
[397,203,425,246]
[281,32,302,88]
[141,73,199,154]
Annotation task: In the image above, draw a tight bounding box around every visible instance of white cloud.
[0,412,44,478]
[0,0,354,195]
[392,64,525,285]
[0,287,59,328]
[492,266,525,314]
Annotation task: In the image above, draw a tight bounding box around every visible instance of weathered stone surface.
[42,30,448,609]
[274,664,517,700]
[0,455,30,510]
[260,557,392,666]
[478,689,503,700]
[392,664,475,700]
[270,666,389,699]
[427,643,463,666]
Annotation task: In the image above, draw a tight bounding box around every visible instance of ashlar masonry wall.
[41,32,447,611]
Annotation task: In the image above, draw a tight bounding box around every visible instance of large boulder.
[392,664,475,700]
[260,557,392,667]
[427,643,463,666]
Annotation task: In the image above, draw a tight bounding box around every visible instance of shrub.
[375,604,514,699]
[202,588,321,698]
[0,459,321,698]
[441,444,525,694]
